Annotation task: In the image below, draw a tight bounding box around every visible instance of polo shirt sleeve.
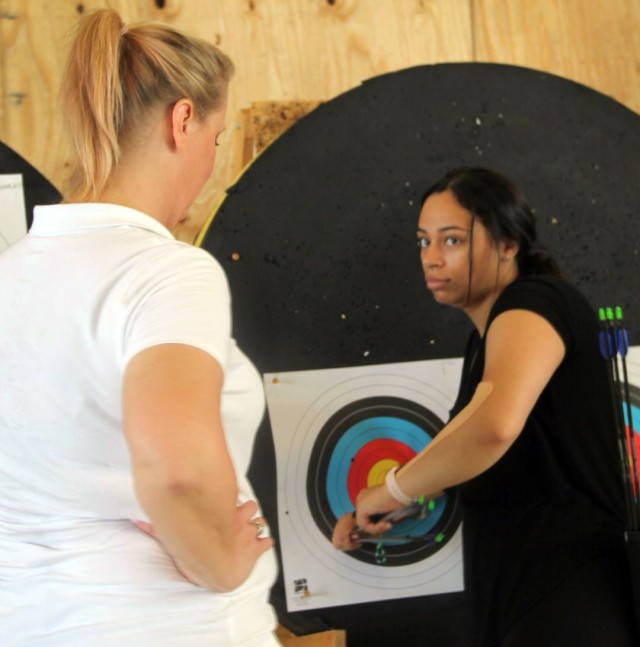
[119,245,232,369]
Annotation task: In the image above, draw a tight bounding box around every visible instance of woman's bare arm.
[123,343,272,591]
[353,309,566,535]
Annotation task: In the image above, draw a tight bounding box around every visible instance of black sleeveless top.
[450,276,626,644]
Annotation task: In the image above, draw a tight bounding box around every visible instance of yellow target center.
[368,458,400,487]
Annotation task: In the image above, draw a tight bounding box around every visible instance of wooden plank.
[1,0,637,234]
[0,0,472,241]
[281,630,346,647]
[242,100,321,164]
[1,0,67,185]
[276,625,347,647]
[473,0,640,114]
[178,0,472,241]
[0,0,156,190]
[4,0,640,239]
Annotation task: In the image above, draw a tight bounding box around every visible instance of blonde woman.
[0,10,279,645]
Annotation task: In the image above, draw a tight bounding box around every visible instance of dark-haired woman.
[333,167,637,646]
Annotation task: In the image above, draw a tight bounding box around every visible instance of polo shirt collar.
[31,203,174,240]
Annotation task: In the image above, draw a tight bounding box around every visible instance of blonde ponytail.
[61,10,124,201]
[61,9,234,201]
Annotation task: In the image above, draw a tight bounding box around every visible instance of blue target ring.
[326,416,427,515]
[326,417,446,539]
[306,396,461,566]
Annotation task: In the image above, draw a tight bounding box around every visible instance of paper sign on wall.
[0,174,27,253]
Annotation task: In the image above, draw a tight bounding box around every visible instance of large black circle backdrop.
[201,62,640,646]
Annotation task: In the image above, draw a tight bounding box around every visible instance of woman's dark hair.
[421,167,560,278]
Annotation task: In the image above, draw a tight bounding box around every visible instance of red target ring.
[347,438,417,503]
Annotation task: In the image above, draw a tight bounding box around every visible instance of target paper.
[0,174,27,253]
[264,358,464,611]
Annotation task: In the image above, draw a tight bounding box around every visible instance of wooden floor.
[1,0,639,241]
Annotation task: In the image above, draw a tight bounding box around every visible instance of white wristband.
[385,466,415,506]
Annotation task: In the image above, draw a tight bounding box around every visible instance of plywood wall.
[1,0,638,242]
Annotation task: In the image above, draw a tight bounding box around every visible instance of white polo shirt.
[0,203,278,646]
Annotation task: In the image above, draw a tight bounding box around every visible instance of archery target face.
[625,347,640,465]
[307,395,460,567]
[264,358,464,611]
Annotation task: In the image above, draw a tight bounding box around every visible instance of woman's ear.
[499,238,520,262]
[170,99,195,151]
